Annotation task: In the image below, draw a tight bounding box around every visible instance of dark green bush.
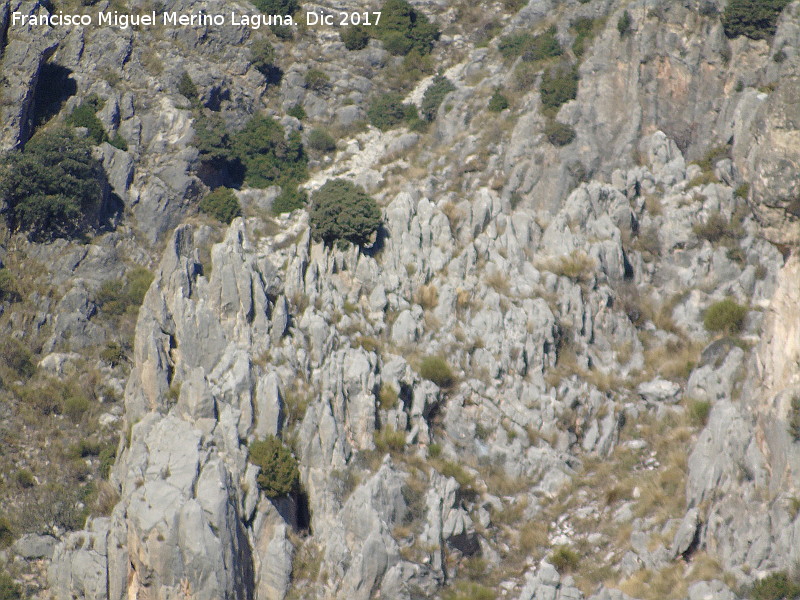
[789,396,800,442]
[177,71,197,100]
[304,68,330,92]
[722,0,791,40]
[0,572,20,600]
[307,129,336,153]
[0,269,19,302]
[65,96,108,144]
[109,133,128,151]
[233,116,307,188]
[617,10,632,35]
[488,89,510,112]
[341,25,370,50]
[421,75,456,121]
[570,17,601,57]
[0,337,35,379]
[272,186,308,215]
[287,104,306,120]
[374,426,406,453]
[0,127,104,240]
[194,112,236,169]
[419,355,454,388]
[0,517,13,548]
[310,179,381,246]
[540,65,579,115]
[248,435,299,498]
[199,187,241,224]
[250,38,281,84]
[549,545,580,572]
[750,572,800,600]
[99,444,117,479]
[368,92,416,130]
[544,119,576,146]
[374,0,440,56]
[500,27,562,61]
[703,298,747,334]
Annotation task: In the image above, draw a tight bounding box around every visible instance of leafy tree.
[540,65,579,115]
[374,0,440,55]
[341,25,370,50]
[65,96,108,144]
[488,89,510,112]
[722,0,791,40]
[368,92,416,130]
[199,187,241,224]
[0,127,104,240]
[310,179,381,246]
[617,10,632,36]
[499,26,562,61]
[177,71,197,100]
[421,75,455,121]
[194,112,236,169]
[250,38,282,84]
[232,115,307,188]
[248,436,299,498]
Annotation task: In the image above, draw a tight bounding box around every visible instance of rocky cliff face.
[3,0,800,599]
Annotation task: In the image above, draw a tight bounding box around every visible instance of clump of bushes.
[0,127,104,241]
[722,0,791,40]
[95,267,154,317]
[248,435,299,498]
[0,269,19,302]
[374,0,440,56]
[374,426,406,453]
[177,71,198,100]
[544,119,576,146]
[287,104,306,120]
[304,68,330,92]
[367,92,419,130]
[233,115,307,188]
[419,355,454,388]
[0,337,35,379]
[309,179,381,247]
[570,17,602,57]
[749,572,800,600]
[272,186,307,215]
[549,545,580,572]
[617,10,632,35]
[703,298,747,334]
[539,65,579,115]
[341,25,370,50]
[65,95,108,144]
[499,26,562,61]
[199,187,241,224]
[307,128,336,153]
[250,38,282,84]
[421,75,455,121]
[488,89,509,112]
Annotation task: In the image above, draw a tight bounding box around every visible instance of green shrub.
[0,337,35,379]
[65,96,108,144]
[540,65,579,115]
[378,383,398,409]
[367,92,418,130]
[499,28,562,61]
[789,396,800,442]
[374,0,440,56]
[287,104,306,120]
[421,75,456,121]
[0,127,104,240]
[722,0,791,40]
[194,112,236,168]
[488,89,510,112]
[734,183,750,199]
[96,267,154,316]
[99,444,117,479]
[570,17,602,58]
[695,145,730,172]
[272,186,307,215]
[0,517,13,548]
[442,581,496,600]
[199,187,241,224]
[617,10,632,35]
[750,572,800,600]
[177,71,197,100]
[250,38,282,84]
[99,341,126,366]
[341,25,370,50]
[419,355,454,388]
[688,399,711,427]
[233,115,307,188]
[64,394,91,423]
[304,68,330,92]
[109,133,128,151]
[0,572,20,600]
[544,119,576,146]
[248,436,300,498]
[307,128,336,153]
[374,426,406,453]
[549,545,580,572]
[310,179,381,246]
[15,469,35,488]
[0,269,19,302]
[703,298,748,334]
[692,212,730,243]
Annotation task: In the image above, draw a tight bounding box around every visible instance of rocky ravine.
[2,0,800,599]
